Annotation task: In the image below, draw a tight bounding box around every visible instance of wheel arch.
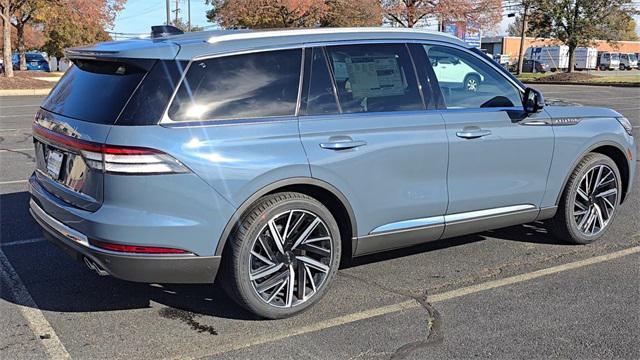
[556,141,631,206]
[214,178,358,259]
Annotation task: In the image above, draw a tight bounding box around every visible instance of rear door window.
[42,60,147,124]
[299,47,340,116]
[324,44,424,113]
[168,49,302,122]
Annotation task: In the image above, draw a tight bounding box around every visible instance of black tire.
[221,192,341,319]
[549,153,622,244]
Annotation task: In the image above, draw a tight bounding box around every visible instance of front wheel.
[222,192,341,319]
[550,153,621,244]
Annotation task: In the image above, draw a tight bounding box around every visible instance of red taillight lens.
[90,240,190,254]
[33,124,189,175]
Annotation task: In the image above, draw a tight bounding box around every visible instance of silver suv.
[30,27,636,318]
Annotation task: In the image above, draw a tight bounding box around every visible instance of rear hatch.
[34,59,150,211]
[33,38,184,211]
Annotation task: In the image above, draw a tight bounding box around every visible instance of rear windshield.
[42,60,147,124]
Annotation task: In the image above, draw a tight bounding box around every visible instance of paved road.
[1,85,639,359]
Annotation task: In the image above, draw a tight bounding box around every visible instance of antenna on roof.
[151,25,183,38]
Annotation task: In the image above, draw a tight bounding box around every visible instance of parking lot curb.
[522,81,640,87]
[0,88,52,97]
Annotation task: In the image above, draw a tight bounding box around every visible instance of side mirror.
[523,87,544,113]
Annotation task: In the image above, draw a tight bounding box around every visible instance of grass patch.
[589,75,640,83]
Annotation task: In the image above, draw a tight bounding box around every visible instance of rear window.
[42,60,147,124]
[168,49,302,122]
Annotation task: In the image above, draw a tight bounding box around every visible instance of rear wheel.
[222,192,341,319]
[550,153,621,244]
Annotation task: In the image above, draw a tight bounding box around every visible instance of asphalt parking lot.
[1,84,639,359]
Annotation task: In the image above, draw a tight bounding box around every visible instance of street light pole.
[188,0,191,32]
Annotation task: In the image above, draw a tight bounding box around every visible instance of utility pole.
[165,0,170,25]
[175,0,179,23]
[188,0,191,31]
[516,1,529,75]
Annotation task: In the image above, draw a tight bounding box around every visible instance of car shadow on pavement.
[2,190,563,320]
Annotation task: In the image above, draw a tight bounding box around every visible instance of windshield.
[629,54,637,61]
[611,53,620,60]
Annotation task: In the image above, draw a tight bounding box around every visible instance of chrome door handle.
[320,140,367,150]
[456,129,492,139]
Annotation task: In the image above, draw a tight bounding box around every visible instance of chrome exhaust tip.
[83,257,109,276]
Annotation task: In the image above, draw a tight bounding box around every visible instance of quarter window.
[424,45,522,109]
[325,44,424,113]
[168,49,302,122]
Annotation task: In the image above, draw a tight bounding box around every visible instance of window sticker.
[345,56,406,98]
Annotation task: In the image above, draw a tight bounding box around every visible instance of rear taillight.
[33,124,189,175]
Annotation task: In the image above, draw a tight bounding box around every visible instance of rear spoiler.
[64,49,157,72]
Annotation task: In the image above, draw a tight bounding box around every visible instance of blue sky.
[112,0,213,37]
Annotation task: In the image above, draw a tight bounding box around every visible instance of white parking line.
[0,250,71,359]
[0,104,41,108]
[0,148,34,153]
[173,245,640,358]
[0,114,35,118]
[1,238,46,247]
[0,180,28,185]
[0,128,31,132]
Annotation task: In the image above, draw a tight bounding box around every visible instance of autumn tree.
[0,0,25,77]
[206,0,328,28]
[382,0,502,30]
[528,0,638,72]
[322,0,383,27]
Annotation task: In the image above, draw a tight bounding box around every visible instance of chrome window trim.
[160,38,524,126]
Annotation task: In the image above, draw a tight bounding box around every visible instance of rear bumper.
[29,184,222,284]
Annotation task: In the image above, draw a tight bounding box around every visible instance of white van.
[619,53,638,70]
[597,52,620,70]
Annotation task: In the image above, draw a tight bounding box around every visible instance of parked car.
[30,27,636,319]
[430,50,484,91]
[619,53,638,70]
[522,59,550,73]
[12,52,50,71]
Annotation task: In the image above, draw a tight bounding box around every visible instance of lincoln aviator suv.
[29,27,636,319]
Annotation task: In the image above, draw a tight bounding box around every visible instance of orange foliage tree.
[206,0,384,28]
[382,0,502,29]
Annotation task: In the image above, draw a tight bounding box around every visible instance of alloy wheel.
[248,210,333,308]
[572,164,618,236]
[466,78,478,91]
